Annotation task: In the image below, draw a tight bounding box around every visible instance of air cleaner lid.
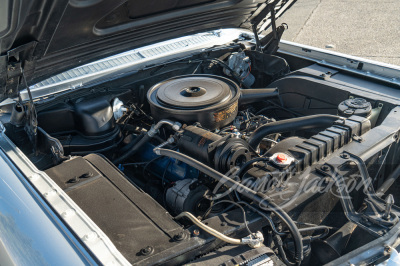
[155,76,234,109]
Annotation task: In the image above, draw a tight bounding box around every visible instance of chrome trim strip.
[22,29,244,101]
[23,32,400,103]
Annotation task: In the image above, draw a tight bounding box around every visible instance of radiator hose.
[247,114,342,150]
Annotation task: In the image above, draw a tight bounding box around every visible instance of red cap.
[276,153,287,162]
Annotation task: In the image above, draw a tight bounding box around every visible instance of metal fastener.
[320,165,330,171]
[193,229,200,236]
[140,246,154,256]
[340,153,350,159]
[174,232,186,241]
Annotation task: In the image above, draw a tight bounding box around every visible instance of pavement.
[277,0,400,66]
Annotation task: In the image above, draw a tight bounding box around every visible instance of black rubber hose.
[237,201,286,236]
[113,134,150,164]
[247,114,342,150]
[155,148,303,264]
[119,133,144,154]
[274,235,297,266]
[236,157,270,178]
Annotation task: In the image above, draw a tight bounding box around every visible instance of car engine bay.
[2,45,400,265]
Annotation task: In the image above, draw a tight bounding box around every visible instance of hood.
[0,0,294,101]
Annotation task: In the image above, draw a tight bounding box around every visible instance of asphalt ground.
[277,0,400,66]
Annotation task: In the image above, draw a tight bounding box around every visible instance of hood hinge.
[250,0,287,54]
[250,0,279,51]
[2,41,38,100]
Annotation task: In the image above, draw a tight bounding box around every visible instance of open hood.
[0,0,294,101]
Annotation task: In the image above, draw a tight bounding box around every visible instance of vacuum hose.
[247,114,342,149]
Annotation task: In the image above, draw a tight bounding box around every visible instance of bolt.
[340,153,350,159]
[140,246,154,256]
[67,176,80,183]
[174,232,186,241]
[384,245,391,255]
[221,222,227,226]
[352,134,363,142]
[384,245,394,256]
[320,165,330,171]
[81,172,93,178]
[193,229,200,236]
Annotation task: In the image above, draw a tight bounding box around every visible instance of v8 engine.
[5,53,400,266]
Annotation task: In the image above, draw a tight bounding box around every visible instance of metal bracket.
[37,127,66,163]
[319,71,335,80]
[250,0,280,52]
[318,151,399,236]
[19,68,39,154]
[4,41,38,99]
